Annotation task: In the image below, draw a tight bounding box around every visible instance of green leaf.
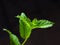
[3,29,21,45]
[16,12,54,39]
[32,19,54,29]
[16,12,32,39]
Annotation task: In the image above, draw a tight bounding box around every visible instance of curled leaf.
[16,12,32,39]
[3,29,21,45]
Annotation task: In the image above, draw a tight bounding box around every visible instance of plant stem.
[22,38,28,45]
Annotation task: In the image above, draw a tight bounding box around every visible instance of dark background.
[0,0,60,45]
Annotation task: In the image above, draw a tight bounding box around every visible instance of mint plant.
[3,12,54,45]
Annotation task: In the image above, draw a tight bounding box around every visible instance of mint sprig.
[3,12,54,45]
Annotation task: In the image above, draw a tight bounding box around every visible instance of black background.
[0,0,60,45]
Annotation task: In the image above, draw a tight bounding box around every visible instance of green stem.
[22,38,28,45]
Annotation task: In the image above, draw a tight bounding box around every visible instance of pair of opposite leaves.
[3,12,54,45]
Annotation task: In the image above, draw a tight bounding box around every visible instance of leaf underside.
[32,18,54,29]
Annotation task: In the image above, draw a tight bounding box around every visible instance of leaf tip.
[3,28,7,31]
[3,28,11,34]
[20,12,26,17]
[15,15,20,18]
